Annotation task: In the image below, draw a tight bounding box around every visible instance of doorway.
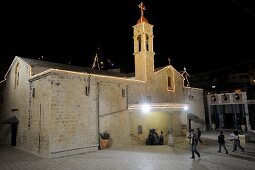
[11,123,18,146]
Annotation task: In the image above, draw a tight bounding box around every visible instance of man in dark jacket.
[218,131,228,154]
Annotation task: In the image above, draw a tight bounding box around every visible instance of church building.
[0,3,205,158]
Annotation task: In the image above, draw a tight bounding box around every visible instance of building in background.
[190,60,255,130]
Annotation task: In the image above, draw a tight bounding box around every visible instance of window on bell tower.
[146,34,149,51]
[137,35,141,52]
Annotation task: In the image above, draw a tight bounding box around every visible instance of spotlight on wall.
[223,94,228,101]
[211,95,217,102]
[234,93,240,100]
[142,104,150,113]
[183,106,189,111]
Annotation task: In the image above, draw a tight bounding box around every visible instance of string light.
[129,103,189,110]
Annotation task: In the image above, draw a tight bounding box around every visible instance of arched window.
[14,63,19,88]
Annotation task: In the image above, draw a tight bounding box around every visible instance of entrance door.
[223,113,234,129]
[11,123,18,146]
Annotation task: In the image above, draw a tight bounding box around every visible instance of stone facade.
[0,11,205,158]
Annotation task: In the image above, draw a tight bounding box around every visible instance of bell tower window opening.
[137,35,141,52]
[146,34,149,51]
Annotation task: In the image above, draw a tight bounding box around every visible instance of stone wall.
[48,73,98,158]
[0,57,31,151]
[29,76,51,157]
[186,87,206,131]
[150,66,186,103]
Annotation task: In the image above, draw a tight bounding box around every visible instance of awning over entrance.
[2,116,19,124]
[188,113,205,125]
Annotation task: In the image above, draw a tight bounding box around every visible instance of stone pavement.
[0,130,255,170]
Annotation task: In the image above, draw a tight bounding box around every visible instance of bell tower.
[133,2,155,81]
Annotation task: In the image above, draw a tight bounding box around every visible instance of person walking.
[232,130,244,152]
[218,130,228,154]
[188,129,200,159]
[197,128,202,144]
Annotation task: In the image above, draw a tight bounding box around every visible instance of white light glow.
[183,106,189,111]
[142,104,150,113]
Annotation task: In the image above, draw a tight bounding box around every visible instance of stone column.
[244,103,251,131]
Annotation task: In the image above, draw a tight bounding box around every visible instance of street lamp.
[183,106,191,132]
[142,104,150,113]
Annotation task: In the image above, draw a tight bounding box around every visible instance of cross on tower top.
[138,2,146,17]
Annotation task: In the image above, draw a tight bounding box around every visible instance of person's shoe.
[218,151,221,153]
[198,154,200,158]
[226,151,228,154]
[190,157,195,159]
[242,149,244,152]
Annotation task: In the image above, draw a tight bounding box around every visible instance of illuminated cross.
[138,2,146,17]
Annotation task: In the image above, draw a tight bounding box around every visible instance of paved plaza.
[1,131,255,170]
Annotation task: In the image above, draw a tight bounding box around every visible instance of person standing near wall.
[159,131,164,145]
[197,128,202,144]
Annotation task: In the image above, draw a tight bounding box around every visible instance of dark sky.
[1,0,255,79]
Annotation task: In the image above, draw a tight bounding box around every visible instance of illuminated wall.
[0,57,32,153]
[0,56,205,158]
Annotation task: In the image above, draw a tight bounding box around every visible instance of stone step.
[0,138,9,145]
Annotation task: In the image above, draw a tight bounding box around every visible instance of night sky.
[0,0,255,79]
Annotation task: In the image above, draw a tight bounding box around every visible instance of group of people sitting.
[146,129,164,145]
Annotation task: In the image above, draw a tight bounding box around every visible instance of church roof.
[137,16,149,24]
[21,58,130,78]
